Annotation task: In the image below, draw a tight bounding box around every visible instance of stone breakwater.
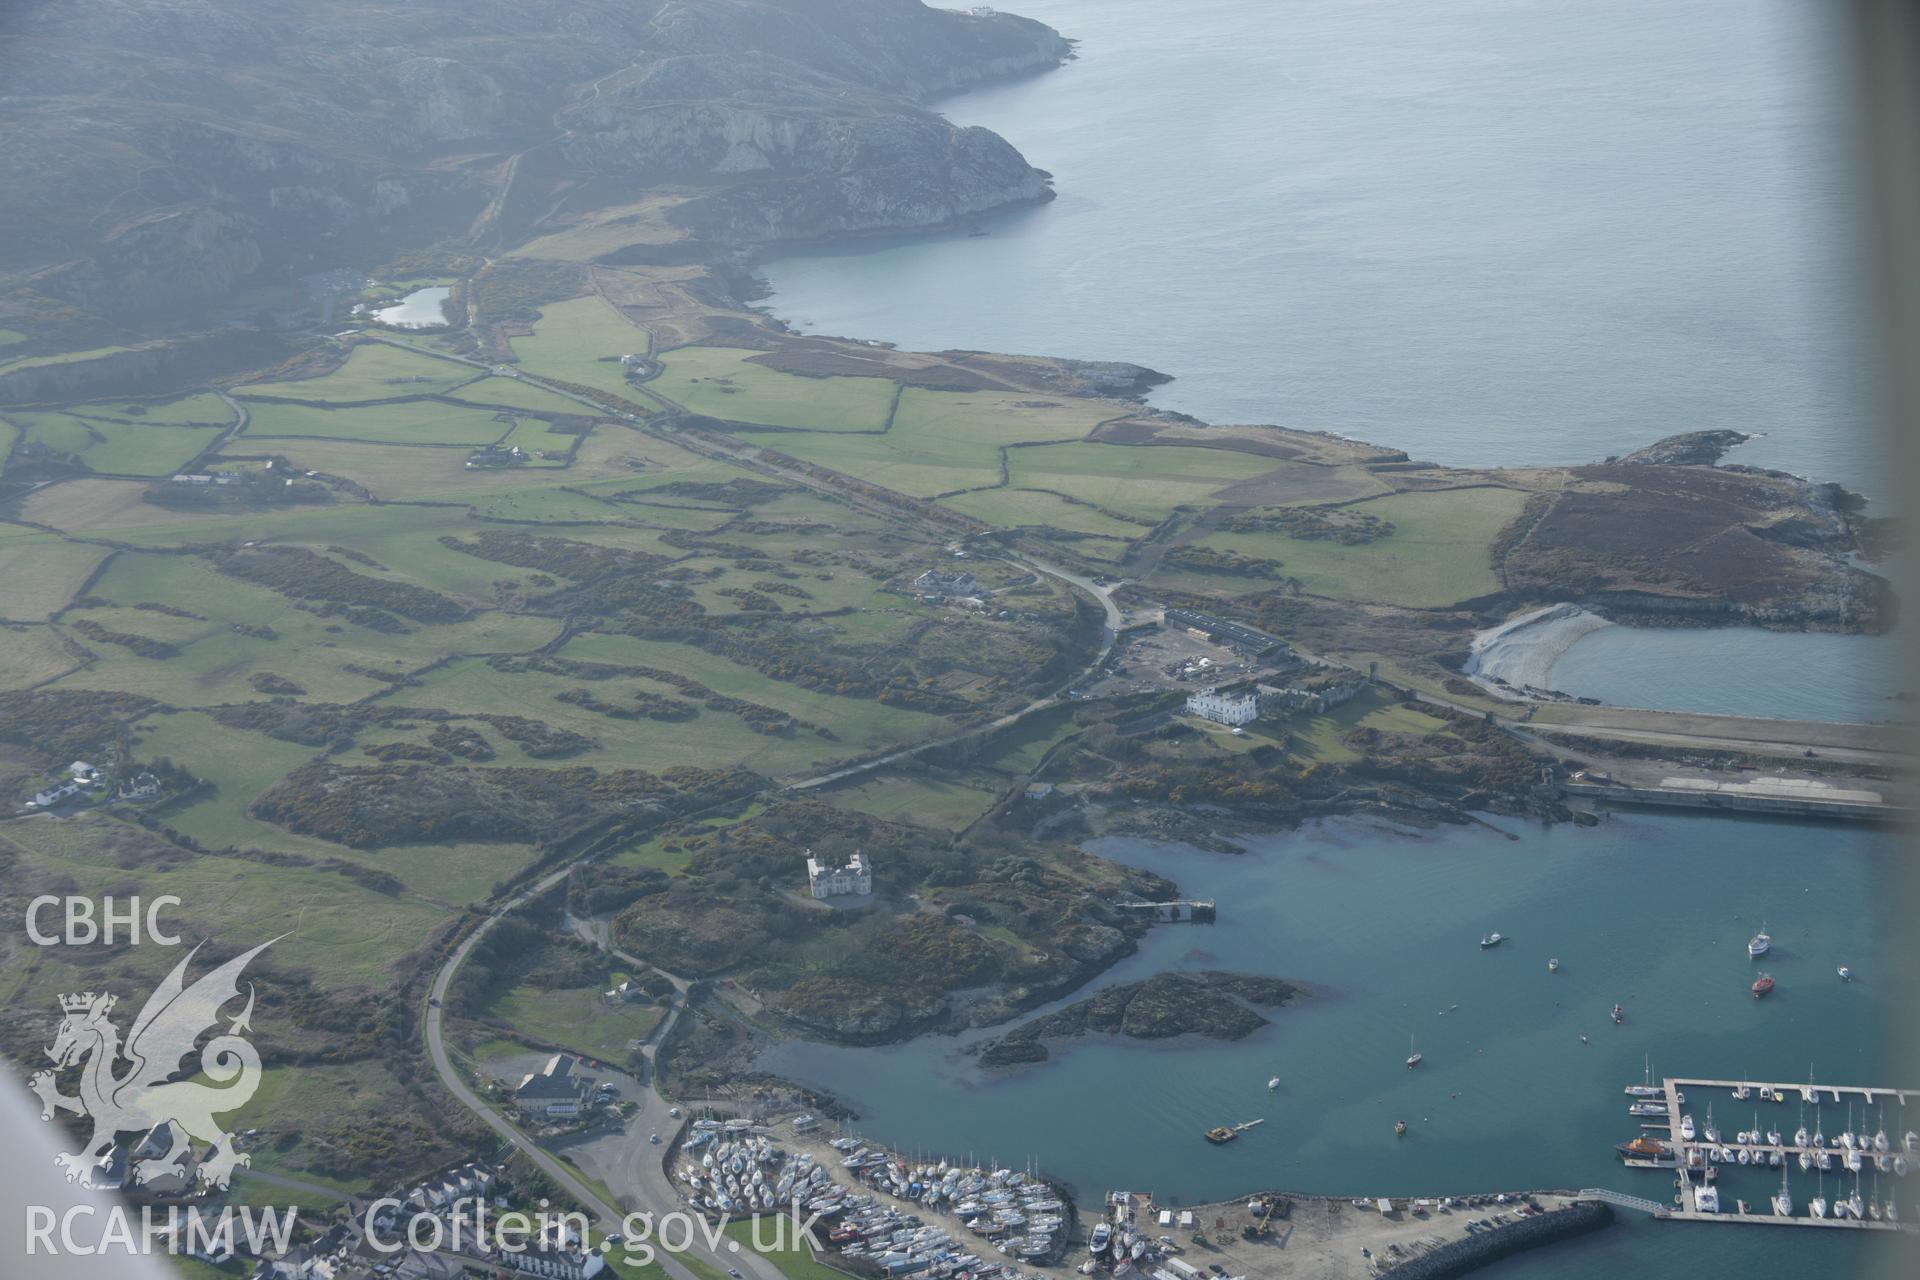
[1380,1200,1614,1280]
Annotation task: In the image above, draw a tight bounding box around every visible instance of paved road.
[426,884,784,1280]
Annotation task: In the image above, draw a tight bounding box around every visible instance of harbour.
[1614,1076,1919,1231]
[757,813,1913,1277]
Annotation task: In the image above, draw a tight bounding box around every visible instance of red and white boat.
[1752,973,1776,998]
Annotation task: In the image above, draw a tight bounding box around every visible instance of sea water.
[760,817,1916,1276]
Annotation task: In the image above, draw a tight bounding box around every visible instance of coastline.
[1462,604,1614,701]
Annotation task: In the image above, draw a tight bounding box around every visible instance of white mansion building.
[1184,686,1259,726]
[807,851,873,899]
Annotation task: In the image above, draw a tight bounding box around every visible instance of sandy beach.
[1464,604,1613,699]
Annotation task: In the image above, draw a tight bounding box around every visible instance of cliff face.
[0,0,1068,324]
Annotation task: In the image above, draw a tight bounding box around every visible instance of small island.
[975,970,1307,1067]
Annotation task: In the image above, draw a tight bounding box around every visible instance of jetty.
[1115,899,1217,923]
[1617,1074,1919,1232]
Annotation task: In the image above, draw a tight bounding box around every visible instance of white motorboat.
[1547,957,1559,972]
[1838,965,1852,981]
[1267,1077,1280,1091]
[1681,1114,1697,1142]
[1748,925,1771,958]
[1480,932,1504,949]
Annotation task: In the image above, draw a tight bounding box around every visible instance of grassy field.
[722,1221,848,1280]
[0,342,134,376]
[553,632,952,769]
[822,774,1001,831]
[70,392,236,425]
[507,195,690,261]
[0,623,82,688]
[1278,686,1452,763]
[509,296,652,400]
[123,712,538,902]
[1007,441,1282,520]
[1195,486,1531,607]
[482,983,663,1062]
[1,409,221,475]
[1,811,448,990]
[609,802,766,874]
[0,530,111,621]
[52,551,559,705]
[446,375,596,415]
[240,398,512,444]
[235,343,478,401]
[767,386,1105,496]
[938,486,1150,537]
[649,346,896,430]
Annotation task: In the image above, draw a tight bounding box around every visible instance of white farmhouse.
[806,851,872,899]
[1184,686,1259,726]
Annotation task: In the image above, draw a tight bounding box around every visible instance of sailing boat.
[1405,1035,1422,1069]
[1704,1104,1720,1145]
[1626,1056,1663,1099]
[1774,1161,1794,1217]
[1811,1168,1829,1219]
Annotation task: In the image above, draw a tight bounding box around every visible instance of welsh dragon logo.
[29,937,278,1190]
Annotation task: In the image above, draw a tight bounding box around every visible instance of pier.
[1618,1075,1919,1232]
[1114,899,1217,923]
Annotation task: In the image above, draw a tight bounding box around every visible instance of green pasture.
[235,344,477,401]
[1,410,219,475]
[509,296,651,400]
[241,398,510,444]
[482,983,662,1062]
[0,530,112,621]
[649,346,895,430]
[1007,441,1284,520]
[446,375,594,416]
[1195,486,1530,607]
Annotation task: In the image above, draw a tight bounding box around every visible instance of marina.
[1618,1076,1919,1231]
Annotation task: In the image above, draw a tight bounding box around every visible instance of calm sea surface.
[762,819,1917,1277]
[761,0,1899,724]
[756,6,1911,1275]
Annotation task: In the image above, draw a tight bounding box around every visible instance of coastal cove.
[759,0,1897,728]
[761,816,1913,1275]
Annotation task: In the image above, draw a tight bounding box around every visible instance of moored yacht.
[1774,1164,1794,1217]
[1681,1113,1697,1142]
[1406,1035,1422,1069]
[1748,925,1771,958]
[1694,1183,1720,1214]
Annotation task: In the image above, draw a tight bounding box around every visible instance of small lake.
[759,816,1914,1276]
[371,286,451,329]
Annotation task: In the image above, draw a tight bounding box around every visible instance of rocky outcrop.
[974,971,1305,1067]
[1617,430,1751,466]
